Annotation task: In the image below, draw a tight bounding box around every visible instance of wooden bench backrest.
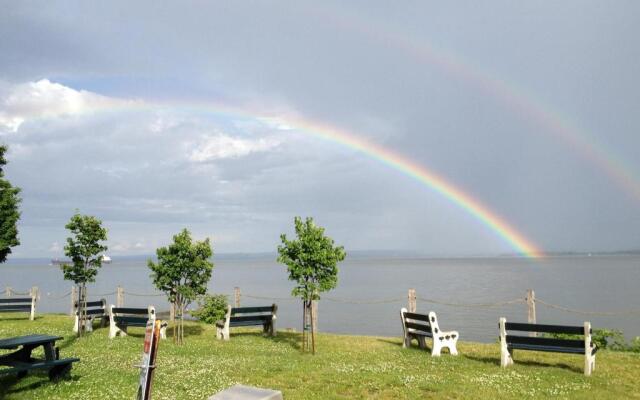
[0,297,35,314]
[231,305,276,316]
[400,308,444,336]
[500,318,592,351]
[74,299,106,316]
[110,305,155,325]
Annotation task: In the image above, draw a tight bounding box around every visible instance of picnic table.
[0,334,79,380]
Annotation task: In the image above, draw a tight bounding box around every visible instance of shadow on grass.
[0,370,79,397]
[0,315,44,322]
[463,354,581,373]
[164,324,204,338]
[226,330,302,351]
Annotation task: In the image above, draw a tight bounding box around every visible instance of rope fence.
[3,285,640,319]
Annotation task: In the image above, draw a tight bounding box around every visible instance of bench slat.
[0,358,80,375]
[0,305,31,311]
[404,321,431,333]
[114,316,148,326]
[0,298,33,304]
[229,320,266,327]
[509,343,586,354]
[506,335,584,349]
[231,306,274,315]
[403,312,431,322]
[230,315,272,323]
[78,309,107,316]
[505,322,585,335]
[74,301,104,308]
[112,308,149,315]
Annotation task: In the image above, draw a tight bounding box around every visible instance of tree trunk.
[76,284,83,338]
[301,301,306,352]
[310,300,316,355]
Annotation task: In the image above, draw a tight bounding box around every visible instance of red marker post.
[137,319,161,400]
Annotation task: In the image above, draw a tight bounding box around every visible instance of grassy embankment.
[1,314,639,399]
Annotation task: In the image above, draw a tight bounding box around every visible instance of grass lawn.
[1,314,639,399]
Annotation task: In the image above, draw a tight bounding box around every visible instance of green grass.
[1,314,639,399]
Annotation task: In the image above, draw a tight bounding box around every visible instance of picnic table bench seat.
[499,317,598,376]
[400,308,459,356]
[216,304,277,340]
[73,298,108,333]
[0,296,36,320]
[0,334,79,381]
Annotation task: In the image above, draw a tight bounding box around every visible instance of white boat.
[101,254,112,264]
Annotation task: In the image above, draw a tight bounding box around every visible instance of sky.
[1,1,639,258]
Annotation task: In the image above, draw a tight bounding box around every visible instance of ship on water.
[51,254,112,265]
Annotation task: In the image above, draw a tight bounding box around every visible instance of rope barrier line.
[124,291,164,297]
[243,294,296,301]
[417,297,525,308]
[46,291,71,300]
[536,298,640,316]
[324,296,405,305]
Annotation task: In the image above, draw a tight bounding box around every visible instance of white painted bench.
[400,308,459,356]
[0,296,36,320]
[499,317,598,376]
[109,305,166,339]
[72,298,108,333]
[216,304,277,341]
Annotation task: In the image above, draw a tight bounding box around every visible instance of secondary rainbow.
[320,8,640,202]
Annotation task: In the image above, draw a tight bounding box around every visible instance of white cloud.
[189,134,280,162]
[48,242,62,253]
[0,79,130,133]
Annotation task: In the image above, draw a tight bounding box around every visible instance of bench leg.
[433,331,459,356]
[85,317,93,333]
[48,363,72,381]
[417,336,427,350]
[109,321,124,338]
[585,352,595,376]
[160,322,167,340]
[73,315,79,333]
[216,326,229,341]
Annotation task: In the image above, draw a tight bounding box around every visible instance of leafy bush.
[546,328,637,351]
[191,294,229,324]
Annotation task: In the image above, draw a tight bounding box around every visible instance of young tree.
[148,229,213,345]
[60,213,108,337]
[277,216,346,354]
[0,145,21,264]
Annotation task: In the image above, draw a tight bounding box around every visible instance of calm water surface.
[2,255,639,342]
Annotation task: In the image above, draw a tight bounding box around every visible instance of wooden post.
[312,300,318,334]
[116,286,124,307]
[70,285,77,316]
[408,288,416,313]
[234,287,241,308]
[5,286,11,298]
[526,289,536,337]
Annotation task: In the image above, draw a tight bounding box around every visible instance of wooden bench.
[499,317,598,376]
[0,296,36,320]
[73,298,108,333]
[0,334,79,381]
[400,308,459,356]
[216,304,277,340]
[109,305,166,339]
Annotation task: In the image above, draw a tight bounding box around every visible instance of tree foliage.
[278,216,346,353]
[191,294,228,325]
[148,228,213,345]
[60,212,108,337]
[61,213,108,284]
[0,145,21,263]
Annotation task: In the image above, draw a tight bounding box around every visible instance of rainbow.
[104,100,546,257]
[3,80,543,257]
[319,8,640,202]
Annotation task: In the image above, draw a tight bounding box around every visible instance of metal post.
[234,287,241,308]
[526,289,536,337]
[408,288,416,313]
[117,286,124,307]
